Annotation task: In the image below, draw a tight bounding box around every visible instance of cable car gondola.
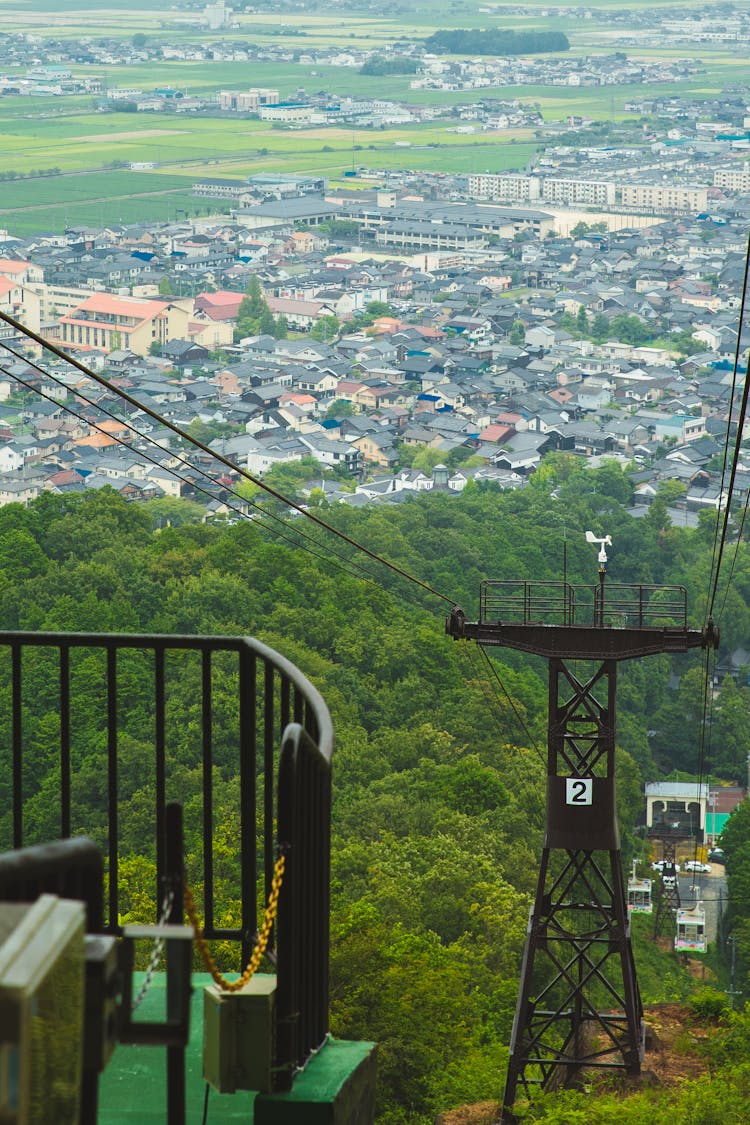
[627,875,653,915]
[675,904,707,952]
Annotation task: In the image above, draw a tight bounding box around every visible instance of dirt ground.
[437,983,716,1125]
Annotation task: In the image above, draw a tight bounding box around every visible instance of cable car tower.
[446,533,717,1120]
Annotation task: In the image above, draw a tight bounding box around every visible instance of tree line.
[424,29,570,55]
[0,463,748,1121]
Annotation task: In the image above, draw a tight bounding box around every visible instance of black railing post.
[11,639,22,848]
[201,650,214,936]
[2,630,334,1104]
[155,646,167,911]
[107,646,118,929]
[60,645,71,839]
[276,723,332,1089]
[240,646,257,965]
[165,801,188,1125]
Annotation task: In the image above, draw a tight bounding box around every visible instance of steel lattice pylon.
[651,840,682,941]
[445,577,715,1121]
[504,659,642,1111]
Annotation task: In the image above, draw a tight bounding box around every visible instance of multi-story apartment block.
[541,178,616,207]
[192,178,254,201]
[467,173,541,202]
[0,259,44,334]
[619,183,708,213]
[258,103,313,125]
[713,167,750,192]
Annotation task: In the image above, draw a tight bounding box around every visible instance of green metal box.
[202,974,276,1094]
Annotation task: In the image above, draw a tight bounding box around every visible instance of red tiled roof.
[0,259,31,274]
[195,289,244,315]
[480,424,514,442]
[279,392,316,406]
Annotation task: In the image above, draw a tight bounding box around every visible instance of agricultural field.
[0,0,748,233]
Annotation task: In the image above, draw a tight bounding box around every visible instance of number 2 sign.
[566,778,593,806]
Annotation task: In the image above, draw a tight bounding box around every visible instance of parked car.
[683,860,711,873]
[708,848,725,864]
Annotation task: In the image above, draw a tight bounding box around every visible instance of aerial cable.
[0,328,375,576]
[8,339,549,789]
[457,644,547,786]
[0,308,455,606]
[691,644,715,869]
[705,225,750,625]
[4,348,522,762]
[0,354,380,586]
[478,644,546,765]
[0,334,385,585]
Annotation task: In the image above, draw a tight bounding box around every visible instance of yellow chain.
[184,854,285,993]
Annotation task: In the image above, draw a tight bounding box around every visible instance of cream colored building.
[34,283,96,323]
[542,178,616,207]
[60,293,191,355]
[467,173,541,202]
[0,275,41,335]
[0,259,43,334]
[713,167,750,192]
[620,183,708,213]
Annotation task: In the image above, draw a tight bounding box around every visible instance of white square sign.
[566,777,593,806]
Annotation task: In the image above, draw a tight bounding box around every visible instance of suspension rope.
[0,343,392,589]
[0,308,455,606]
[706,225,750,625]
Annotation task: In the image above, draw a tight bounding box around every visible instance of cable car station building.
[645,781,708,839]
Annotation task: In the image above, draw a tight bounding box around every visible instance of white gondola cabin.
[675,904,706,952]
[627,876,653,914]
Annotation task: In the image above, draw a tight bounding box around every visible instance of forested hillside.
[1,459,750,1122]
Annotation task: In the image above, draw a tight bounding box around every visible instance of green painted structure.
[706,811,731,841]
[99,973,376,1124]
[255,1040,377,1125]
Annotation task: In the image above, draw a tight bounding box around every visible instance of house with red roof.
[478,423,516,444]
[193,291,245,322]
[0,259,42,333]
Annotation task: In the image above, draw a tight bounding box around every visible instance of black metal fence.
[0,630,333,1086]
[479,580,689,630]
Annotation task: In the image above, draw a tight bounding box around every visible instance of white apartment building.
[619,183,708,213]
[467,174,541,202]
[713,167,750,192]
[541,178,616,206]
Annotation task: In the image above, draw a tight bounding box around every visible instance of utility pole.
[727,934,741,1010]
[446,534,717,1120]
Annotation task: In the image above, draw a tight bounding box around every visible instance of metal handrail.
[0,630,333,1085]
[479,581,688,630]
[277,723,332,1087]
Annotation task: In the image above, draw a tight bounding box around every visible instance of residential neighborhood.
[0,159,749,519]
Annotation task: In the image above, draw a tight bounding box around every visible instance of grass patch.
[0,190,213,236]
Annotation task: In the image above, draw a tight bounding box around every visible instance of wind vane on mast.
[585,530,612,569]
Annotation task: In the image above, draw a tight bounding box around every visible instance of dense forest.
[423,29,570,56]
[1,457,750,1122]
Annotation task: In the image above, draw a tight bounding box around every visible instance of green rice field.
[0,0,747,234]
